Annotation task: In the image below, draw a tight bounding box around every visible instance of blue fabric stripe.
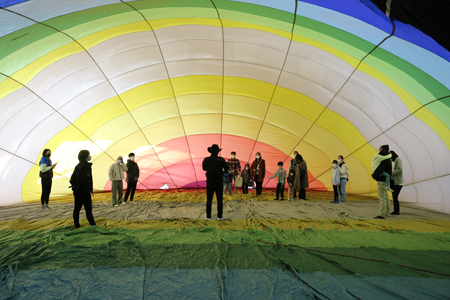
[0,0,27,8]
[1,267,449,299]
[228,0,296,14]
[300,0,392,34]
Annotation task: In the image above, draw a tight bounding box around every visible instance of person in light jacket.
[331,160,340,204]
[372,145,392,219]
[269,161,287,200]
[294,154,308,200]
[108,155,128,206]
[390,150,404,215]
[337,155,348,203]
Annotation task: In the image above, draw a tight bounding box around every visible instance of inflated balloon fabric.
[0,0,449,214]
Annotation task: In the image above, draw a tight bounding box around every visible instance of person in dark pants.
[202,144,229,221]
[372,145,393,219]
[269,161,287,200]
[124,152,139,203]
[70,150,96,228]
[390,150,403,215]
[39,148,58,210]
[294,154,308,200]
[331,160,340,204]
[251,152,266,195]
[241,164,252,194]
[289,151,299,198]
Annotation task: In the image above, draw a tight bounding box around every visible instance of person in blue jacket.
[39,148,58,210]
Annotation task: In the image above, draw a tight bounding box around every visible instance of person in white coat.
[331,160,340,204]
[108,155,128,206]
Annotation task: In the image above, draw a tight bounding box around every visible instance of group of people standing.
[203,145,313,221]
[330,155,349,204]
[39,149,140,229]
[38,143,404,227]
[220,150,311,201]
[108,153,140,206]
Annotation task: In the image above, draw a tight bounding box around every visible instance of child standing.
[331,160,340,204]
[241,164,252,194]
[371,148,394,192]
[269,161,287,200]
[223,172,232,195]
[286,169,295,201]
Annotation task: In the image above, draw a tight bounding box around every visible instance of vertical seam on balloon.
[1,8,160,191]
[246,0,298,188]
[209,0,225,150]
[120,0,201,188]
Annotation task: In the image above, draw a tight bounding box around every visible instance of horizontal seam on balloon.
[0,41,437,135]
[35,64,396,136]
[0,22,442,114]
[11,58,404,130]
[1,16,446,99]
[48,92,369,161]
[0,18,383,79]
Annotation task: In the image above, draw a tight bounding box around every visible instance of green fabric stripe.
[2,226,450,250]
[0,1,448,107]
[367,48,450,103]
[4,243,450,278]
[422,101,450,128]
[1,226,449,278]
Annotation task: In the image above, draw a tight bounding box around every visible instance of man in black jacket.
[372,145,392,219]
[124,152,139,203]
[71,150,96,228]
[202,144,229,221]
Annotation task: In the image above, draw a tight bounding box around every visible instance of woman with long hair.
[293,154,308,200]
[251,152,266,195]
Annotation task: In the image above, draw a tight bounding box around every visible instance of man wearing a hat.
[372,145,393,219]
[202,144,229,221]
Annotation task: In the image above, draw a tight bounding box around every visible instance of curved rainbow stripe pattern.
[0,0,449,212]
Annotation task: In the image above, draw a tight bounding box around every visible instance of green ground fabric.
[2,217,450,232]
[1,226,449,279]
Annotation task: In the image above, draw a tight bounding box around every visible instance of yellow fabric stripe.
[1,217,449,233]
[1,17,447,151]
